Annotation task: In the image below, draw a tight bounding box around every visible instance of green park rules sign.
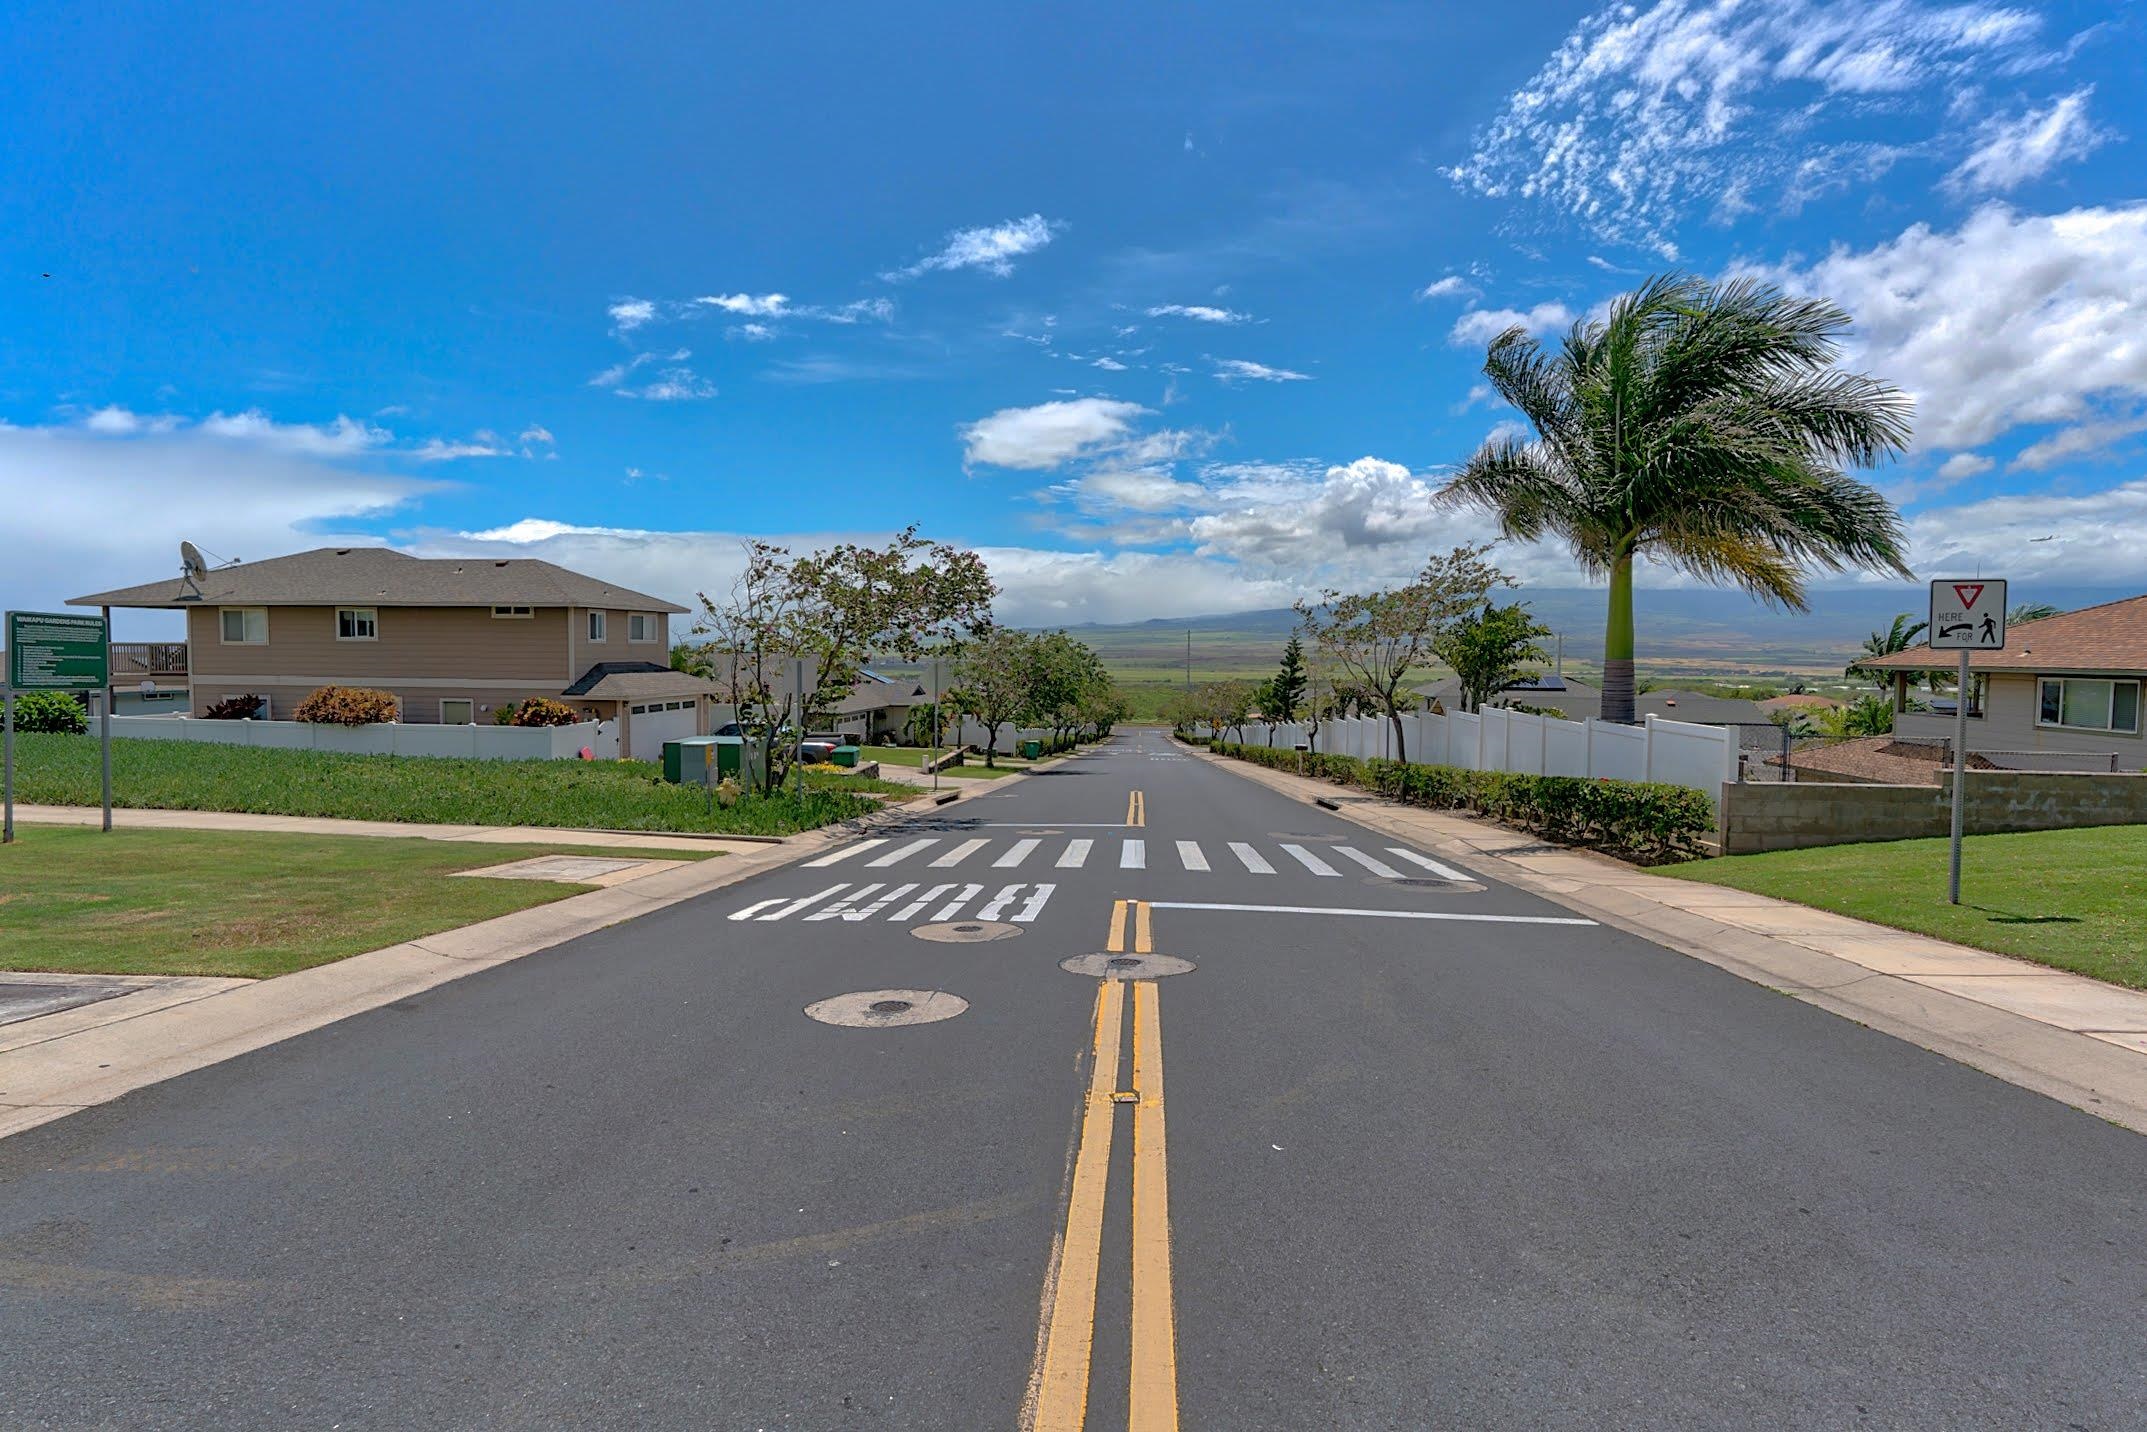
[6,610,109,692]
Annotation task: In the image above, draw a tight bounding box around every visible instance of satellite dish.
[179,541,207,599]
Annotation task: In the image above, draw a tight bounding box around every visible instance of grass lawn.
[0,824,714,979]
[11,732,913,836]
[1666,825,2147,989]
[862,745,1026,778]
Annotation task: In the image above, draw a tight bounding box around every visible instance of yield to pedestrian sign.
[1928,579,2007,651]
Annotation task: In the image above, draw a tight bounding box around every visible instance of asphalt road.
[4,729,2147,1429]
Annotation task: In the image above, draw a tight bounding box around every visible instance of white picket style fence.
[107,714,620,761]
[1206,706,1736,798]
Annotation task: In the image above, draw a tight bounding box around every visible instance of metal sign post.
[6,609,113,839]
[1928,579,2007,905]
[3,689,14,844]
[928,655,941,795]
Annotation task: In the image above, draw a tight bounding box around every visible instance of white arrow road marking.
[994,838,1041,869]
[889,883,957,921]
[1280,843,1340,877]
[929,838,990,868]
[806,882,884,920]
[1014,884,1056,922]
[1386,847,1472,882]
[1057,839,1093,868]
[978,884,1026,920]
[867,838,938,867]
[727,896,786,921]
[932,883,984,921]
[1175,840,1209,872]
[1228,842,1274,874]
[755,883,851,921]
[806,839,885,868]
[1121,839,1146,870]
[1146,901,1595,926]
[1332,845,1405,879]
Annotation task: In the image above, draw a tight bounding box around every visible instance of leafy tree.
[1193,679,1257,745]
[1845,612,1928,689]
[10,691,87,734]
[1443,274,1913,725]
[1436,601,1553,712]
[1268,637,1308,724]
[955,628,1034,767]
[1295,544,1507,762]
[1818,692,1895,738]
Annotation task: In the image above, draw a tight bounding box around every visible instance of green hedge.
[1201,738,1714,863]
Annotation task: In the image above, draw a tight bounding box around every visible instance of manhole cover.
[1059,953,1197,980]
[805,989,969,1028]
[912,921,1021,943]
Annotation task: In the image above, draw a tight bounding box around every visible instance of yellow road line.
[1107,899,1129,954]
[1031,978,1127,1432]
[1128,978,1179,1431]
[1125,789,1145,827]
[1134,899,1153,954]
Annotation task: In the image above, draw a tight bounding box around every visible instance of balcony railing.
[110,642,189,678]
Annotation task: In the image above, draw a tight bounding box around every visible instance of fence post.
[1583,719,1595,779]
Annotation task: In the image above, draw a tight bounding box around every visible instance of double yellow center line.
[1028,900,1177,1432]
[1125,789,1146,826]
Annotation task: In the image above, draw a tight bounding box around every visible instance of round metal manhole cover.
[805,989,969,1028]
[1059,952,1197,980]
[911,920,1022,944]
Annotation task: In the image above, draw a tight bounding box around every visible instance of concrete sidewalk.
[1200,745,2147,1136]
[11,803,780,853]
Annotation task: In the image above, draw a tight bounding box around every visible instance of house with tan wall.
[71,546,721,759]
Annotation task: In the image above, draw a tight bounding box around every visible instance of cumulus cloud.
[1448,302,1573,346]
[1906,478,2147,584]
[695,292,789,316]
[1146,304,1251,323]
[1212,359,1311,384]
[1935,452,1994,482]
[887,214,1063,280]
[960,397,1150,470]
[1415,276,1476,301]
[608,298,656,332]
[2008,414,2147,472]
[1945,87,2108,195]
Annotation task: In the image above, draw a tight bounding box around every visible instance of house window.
[2038,677,2142,734]
[336,607,378,641]
[492,605,533,619]
[440,699,474,725]
[587,610,609,642]
[219,607,268,644]
[628,612,659,643]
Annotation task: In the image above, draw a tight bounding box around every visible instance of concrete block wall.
[1720,772,2147,854]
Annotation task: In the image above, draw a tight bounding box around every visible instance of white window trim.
[492,605,533,619]
[627,612,659,643]
[2036,676,2142,735]
[587,610,609,642]
[219,607,268,645]
[440,698,474,725]
[335,607,378,642]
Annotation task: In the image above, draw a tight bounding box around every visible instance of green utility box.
[661,736,722,784]
[715,735,767,788]
[1021,738,1043,759]
[830,745,860,768]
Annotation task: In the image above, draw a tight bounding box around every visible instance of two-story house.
[71,546,722,759]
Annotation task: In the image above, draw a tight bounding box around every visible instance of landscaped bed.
[8,732,913,836]
[1666,825,2147,989]
[0,825,714,979]
[860,745,1018,778]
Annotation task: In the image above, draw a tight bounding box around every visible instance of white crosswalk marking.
[755,883,850,920]
[805,839,885,868]
[1332,845,1405,879]
[1176,840,1209,872]
[978,884,1025,920]
[932,883,984,920]
[1228,842,1274,874]
[1014,884,1056,922]
[929,838,989,868]
[889,882,956,921]
[1280,843,1341,877]
[727,896,785,921]
[845,883,916,921]
[867,837,938,867]
[994,838,1040,869]
[806,882,884,920]
[1386,847,1472,882]
[1056,838,1093,868]
[1121,838,1146,869]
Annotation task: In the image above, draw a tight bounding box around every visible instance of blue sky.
[5,0,2144,634]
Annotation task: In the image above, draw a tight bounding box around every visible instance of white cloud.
[1054,468,1207,516]
[887,214,1063,279]
[1448,302,1573,346]
[2009,414,2147,472]
[196,410,392,458]
[411,437,510,462]
[822,297,895,324]
[618,368,717,401]
[1091,356,1127,371]
[696,292,789,317]
[1935,452,1994,482]
[517,425,555,446]
[1146,304,1251,323]
[730,323,777,341]
[1415,276,1476,301]
[1742,202,2147,452]
[1906,478,2147,584]
[1945,86,2108,195]
[1212,359,1311,384]
[1450,0,2051,254]
[608,298,656,332]
[960,397,1150,470]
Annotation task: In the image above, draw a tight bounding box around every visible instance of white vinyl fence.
[1206,707,1737,798]
[109,714,620,761]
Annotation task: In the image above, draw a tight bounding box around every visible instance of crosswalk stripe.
[995,838,1041,869]
[1280,843,1341,877]
[1228,842,1274,874]
[727,896,785,921]
[1332,845,1405,879]
[889,882,956,921]
[1121,838,1146,870]
[1014,884,1056,922]
[1386,847,1472,882]
[1175,840,1209,872]
[867,837,938,868]
[929,838,989,868]
[1057,838,1093,869]
[805,839,885,868]
[978,884,1025,920]
[846,883,917,921]
[933,883,983,920]
[806,882,883,920]
[757,883,850,920]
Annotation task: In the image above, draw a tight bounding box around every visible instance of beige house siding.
[1894,671,2145,771]
[567,607,670,678]
[201,680,581,724]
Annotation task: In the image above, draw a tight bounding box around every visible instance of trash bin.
[831,745,860,768]
[661,736,721,784]
[1021,738,1043,759]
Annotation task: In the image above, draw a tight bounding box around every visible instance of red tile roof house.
[1858,595,2147,773]
[71,546,724,760]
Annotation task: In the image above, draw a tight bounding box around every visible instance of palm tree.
[1441,274,1913,724]
[2007,601,2060,625]
[1845,612,1927,687]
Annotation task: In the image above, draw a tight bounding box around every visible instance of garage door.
[627,700,699,760]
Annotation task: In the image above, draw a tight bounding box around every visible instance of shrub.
[200,694,266,721]
[506,696,580,728]
[293,686,399,726]
[10,691,88,735]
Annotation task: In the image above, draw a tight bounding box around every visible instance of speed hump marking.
[1929,578,2007,651]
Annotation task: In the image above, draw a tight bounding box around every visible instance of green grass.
[1666,825,2147,989]
[9,732,912,836]
[0,824,714,978]
[861,745,1039,778]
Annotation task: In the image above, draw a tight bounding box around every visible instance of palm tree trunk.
[1602,552,1637,725]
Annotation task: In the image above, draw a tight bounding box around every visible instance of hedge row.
[1198,738,1714,863]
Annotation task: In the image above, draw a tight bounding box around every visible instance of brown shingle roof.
[1860,594,2147,675]
[69,545,687,613]
[561,662,723,701]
